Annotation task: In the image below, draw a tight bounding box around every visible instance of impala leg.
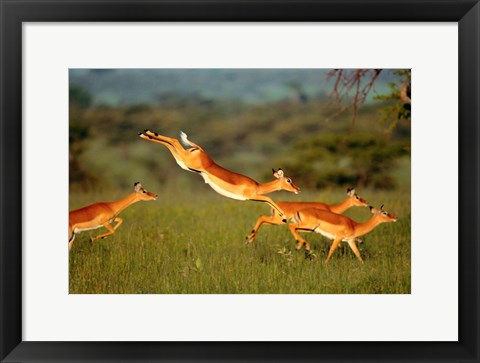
[139,131,209,172]
[325,237,342,264]
[113,217,123,230]
[347,239,364,263]
[143,131,187,152]
[91,222,116,242]
[68,225,74,251]
[146,129,204,151]
[139,133,187,161]
[250,195,287,222]
[142,130,203,156]
[288,223,311,251]
[68,234,75,251]
[246,213,283,244]
[143,129,178,143]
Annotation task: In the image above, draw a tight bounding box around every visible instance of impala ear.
[380,204,384,211]
[134,182,142,192]
[347,188,355,196]
[273,168,284,179]
[369,206,376,214]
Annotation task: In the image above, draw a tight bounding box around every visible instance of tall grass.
[69,186,410,294]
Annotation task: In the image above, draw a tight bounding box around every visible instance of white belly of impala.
[314,228,351,242]
[174,158,191,172]
[314,228,336,240]
[74,225,104,233]
[200,172,247,201]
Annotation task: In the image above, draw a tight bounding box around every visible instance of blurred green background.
[69,69,410,194]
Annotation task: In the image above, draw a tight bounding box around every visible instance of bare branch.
[327,69,383,127]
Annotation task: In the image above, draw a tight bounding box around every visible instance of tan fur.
[68,183,157,251]
[139,130,300,220]
[246,188,368,244]
[289,205,397,263]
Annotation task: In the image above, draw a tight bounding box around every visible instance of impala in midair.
[138,130,300,221]
[289,205,398,263]
[246,188,368,244]
[68,182,157,251]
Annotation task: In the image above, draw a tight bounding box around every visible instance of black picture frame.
[1,1,479,362]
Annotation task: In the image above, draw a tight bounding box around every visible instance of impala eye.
[143,190,147,193]
[287,178,292,183]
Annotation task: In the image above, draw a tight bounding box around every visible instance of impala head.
[369,204,398,222]
[134,182,158,201]
[346,188,368,207]
[272,168,300,194]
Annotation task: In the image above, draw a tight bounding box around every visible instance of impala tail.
[180,131,203,151]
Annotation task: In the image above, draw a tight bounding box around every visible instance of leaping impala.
[289,205,397,263]
[138,130,300,221]
[246,188,368,244]
[68,182,157,251]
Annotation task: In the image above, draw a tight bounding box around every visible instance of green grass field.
[69,185,410,294]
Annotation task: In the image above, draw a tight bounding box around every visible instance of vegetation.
[327,69,411,130]
[69,187,410,294]
[374,69,412,132]
[282,133,410,189]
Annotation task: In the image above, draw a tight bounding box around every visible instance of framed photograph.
[1,1,479,362]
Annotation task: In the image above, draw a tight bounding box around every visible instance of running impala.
[138,130,300,221]
[289,205,397,263]
[246,188,368,244]
[68,182,157,250]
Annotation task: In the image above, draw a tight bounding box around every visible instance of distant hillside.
[69,69,394,106]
